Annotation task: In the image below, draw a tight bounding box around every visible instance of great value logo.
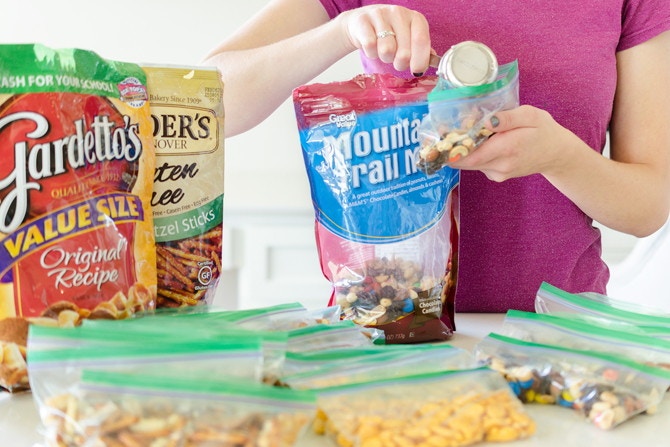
[329,111,357,128]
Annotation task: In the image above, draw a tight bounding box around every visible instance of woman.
[203,1,670,312]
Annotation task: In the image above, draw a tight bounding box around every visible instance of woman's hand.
[450,105,582,182]
[337,5,433,75]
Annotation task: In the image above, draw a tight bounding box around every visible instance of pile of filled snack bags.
[24,282,670,447]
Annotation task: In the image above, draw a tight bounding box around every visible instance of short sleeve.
[618,0,670,51]
[317,0,363,19]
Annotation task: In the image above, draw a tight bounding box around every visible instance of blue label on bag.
[299,105,459,244]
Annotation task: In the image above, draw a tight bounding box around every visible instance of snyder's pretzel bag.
[0,44,156,391]
[293,74,459,344]
[141,65,224,308]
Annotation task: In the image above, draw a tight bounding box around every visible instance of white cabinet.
[214,209,332,310]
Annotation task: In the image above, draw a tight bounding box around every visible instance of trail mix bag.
[141,65,225,308]
[415,60,519,174]
[40,371,316,447]
[475,333,670,430]
[293,74,459,343]
[0,44,157,391]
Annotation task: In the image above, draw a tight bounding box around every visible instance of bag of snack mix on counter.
[0,44,156,392]
[500,309,670,371]
[281,342,474,390]
[313,367,535,446]
[78,310,378,385]
[141,64,224,309]
[28,334,265,422]
[535,282,670,339]
[474,332,670,429]
[293,74,459,344]
[40,370,316,447]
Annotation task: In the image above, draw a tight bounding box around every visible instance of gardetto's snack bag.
[0,44,156,391]
[141,65,225,308]
[293,74,460,344]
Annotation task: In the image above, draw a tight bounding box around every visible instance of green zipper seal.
[538,282,670,326]
[485,332,670,380]
[505,309,670,351]
[428,60,518,102]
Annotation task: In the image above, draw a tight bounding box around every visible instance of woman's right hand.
[203,1,433,136]
[337,5,433,75]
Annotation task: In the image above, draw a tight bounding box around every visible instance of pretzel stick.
[157,254,194,289]
[212,251,222,274]
[163,246,208,263]
[157,246,190,277]
[202,227,222,239]
[181,239,219,254]
[157,288,199,306]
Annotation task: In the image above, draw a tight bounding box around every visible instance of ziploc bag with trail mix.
[293,74,459,344]
[39,370,316,447]
[535,282,670,339]
[27,325,264,395]
[281,343,474,390]
[416,61,519,175]
[501,309,670,371]
[0,44,156,392]
[141,65,225,308]
[474,332,670,429]
[313,367,535,446]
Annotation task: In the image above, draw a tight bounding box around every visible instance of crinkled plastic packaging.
[142,64,225,308]
[0,44,157,392]
[293,74,459,344]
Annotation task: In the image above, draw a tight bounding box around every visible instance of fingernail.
[412,72,424,77]
[490,116,500,127]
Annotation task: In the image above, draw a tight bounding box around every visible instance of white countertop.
[2,313,669,447]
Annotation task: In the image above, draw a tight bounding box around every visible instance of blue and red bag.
[293,74,459,344]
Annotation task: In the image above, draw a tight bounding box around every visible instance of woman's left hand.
[449,105,581,182]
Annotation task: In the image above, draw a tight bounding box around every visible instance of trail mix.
[332,257,444,327]
[416,117,493,175]
[42,390,311,447]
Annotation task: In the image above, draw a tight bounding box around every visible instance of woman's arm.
[202,0,432,137]
[452,30,670,237]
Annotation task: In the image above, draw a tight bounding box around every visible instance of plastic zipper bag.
[284,320,379,353]
[29,316,291,387]
[279,344,443,380]
[415,61,519,174]
[192,302,342,330]
[535,282,670,338]
[313,367,535,446]
[500,309,670,371]
[474,332,670,429]
[281,343,474,390]
[28,337,265,428]
[40,370,316,447]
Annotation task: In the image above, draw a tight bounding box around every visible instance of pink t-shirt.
[318,0,670,312]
